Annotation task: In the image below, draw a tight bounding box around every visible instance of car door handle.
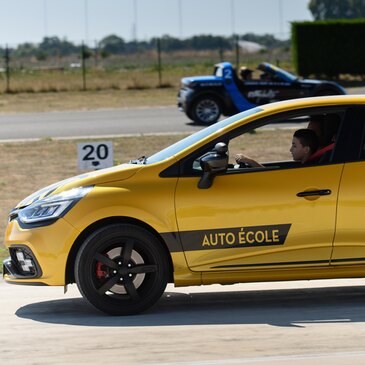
[296,189,332,197]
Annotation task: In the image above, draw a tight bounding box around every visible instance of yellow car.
[4,95,365,315]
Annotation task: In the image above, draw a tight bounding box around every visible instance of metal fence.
[0,39,291,94]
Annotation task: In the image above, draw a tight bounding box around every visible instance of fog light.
[15,249,35,273]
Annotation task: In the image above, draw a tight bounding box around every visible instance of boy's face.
[290,136,310,163]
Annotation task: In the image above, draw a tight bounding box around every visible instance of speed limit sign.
[77,141,114,170]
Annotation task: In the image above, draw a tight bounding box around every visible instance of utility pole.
[43,0,48,37]
[231,0,236,36]
[278,0,283,37]
[84,0,89,45]
[178,0,183,38]
[132,0,138,41]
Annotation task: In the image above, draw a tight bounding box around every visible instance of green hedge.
[292,20,365,77]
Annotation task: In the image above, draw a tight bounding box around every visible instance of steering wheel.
[233,162,248,169]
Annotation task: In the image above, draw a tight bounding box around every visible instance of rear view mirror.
[198,142,228,189]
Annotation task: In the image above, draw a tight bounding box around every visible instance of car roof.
[259,94,365,115]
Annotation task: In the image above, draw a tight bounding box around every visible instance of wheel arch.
[65,216,174,285]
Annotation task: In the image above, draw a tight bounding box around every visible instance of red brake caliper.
[96,262,108,279]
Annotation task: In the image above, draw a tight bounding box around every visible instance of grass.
[0,88,177,113]
[0,61,212,95]
[0,129,293,271]
[0,61,209,113]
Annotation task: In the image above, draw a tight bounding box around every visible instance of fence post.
[5,45,10,93]
[235,35,240,71]
[81,42,87,91]
[219,47,224,62]
[156,38,162,87]
[94,40,98,67]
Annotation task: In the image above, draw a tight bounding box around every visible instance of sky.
[0,0,313,46]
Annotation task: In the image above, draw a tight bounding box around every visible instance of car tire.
[191,96,222,125]
[75,223,169,315]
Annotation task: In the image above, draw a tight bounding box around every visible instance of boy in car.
[235,128,319,167]
[290,129,319,164]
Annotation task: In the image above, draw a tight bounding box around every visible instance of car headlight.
[18,186,93,224]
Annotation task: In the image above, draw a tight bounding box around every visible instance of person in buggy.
[239,66,253,81]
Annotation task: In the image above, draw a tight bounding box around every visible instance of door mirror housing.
[198,142,228,189]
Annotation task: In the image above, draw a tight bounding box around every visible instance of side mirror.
[198,142,228,189]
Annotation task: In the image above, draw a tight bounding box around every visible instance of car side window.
[227,124,295,168]
[189,110,344,175]
[190,117,305,174]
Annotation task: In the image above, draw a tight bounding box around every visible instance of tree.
[99,35,126,55]
[152,35,184,51]
[39,36,78,56]
[308,0,365,20]
[186,35,231,50]
[13,42,38,57]
[240,33,289,49]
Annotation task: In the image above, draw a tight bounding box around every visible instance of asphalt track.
[2,278,365,364]
[0,106,202,141]
[1,86,364,142]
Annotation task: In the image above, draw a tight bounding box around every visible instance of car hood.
[300,79,324,85]
[182,75,222,85]
[15,163,142,208]
[301,78,340,87]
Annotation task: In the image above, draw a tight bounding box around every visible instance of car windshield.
[214,66,223,77]
[145,107,263,164]
[274,66,298,83]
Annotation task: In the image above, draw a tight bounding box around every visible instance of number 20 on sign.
[77,141,114,170]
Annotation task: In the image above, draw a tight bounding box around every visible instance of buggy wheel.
[191,96,222,125]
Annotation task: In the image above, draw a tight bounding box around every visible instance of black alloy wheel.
[75,223,170,315]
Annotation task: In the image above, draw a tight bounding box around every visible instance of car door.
[174,112,343,273]
[243,70,293,104]
[331,107,365,265]
[243,80,281,104]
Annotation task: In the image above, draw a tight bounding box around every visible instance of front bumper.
[177,89,185,111]
[177,87,193,113]
[3,217,80,286]
[3,245,42,280]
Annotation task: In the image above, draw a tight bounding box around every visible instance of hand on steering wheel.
[234,162,248,168]
[234,153,264,168]
[234,154,248,168]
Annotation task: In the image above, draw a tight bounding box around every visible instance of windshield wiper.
[129,155,147,165]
